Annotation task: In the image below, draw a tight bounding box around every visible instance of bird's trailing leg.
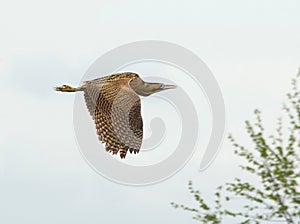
[55,85,78,92]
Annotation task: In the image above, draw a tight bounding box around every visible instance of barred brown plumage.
[55,72,176,159]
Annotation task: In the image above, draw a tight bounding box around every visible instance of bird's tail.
[55,85,79,92]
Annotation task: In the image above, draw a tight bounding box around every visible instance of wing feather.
[83,77,143,158]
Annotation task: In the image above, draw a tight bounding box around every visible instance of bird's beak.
[160,84,177,90]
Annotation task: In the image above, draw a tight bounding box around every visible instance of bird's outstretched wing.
[83,77,143,158]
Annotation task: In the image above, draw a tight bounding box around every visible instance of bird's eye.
[160,84,165,89]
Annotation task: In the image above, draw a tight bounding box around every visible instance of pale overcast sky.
[0,0,300,223]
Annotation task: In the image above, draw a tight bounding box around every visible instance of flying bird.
[55,72,176,159]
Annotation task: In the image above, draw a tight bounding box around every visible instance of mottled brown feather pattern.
[83,73,143,158]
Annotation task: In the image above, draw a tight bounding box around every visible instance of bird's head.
[130,78,176,96]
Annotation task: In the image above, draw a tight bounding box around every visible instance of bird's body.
[56,72,176,158]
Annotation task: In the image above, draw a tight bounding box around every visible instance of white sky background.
[0,0,300,223]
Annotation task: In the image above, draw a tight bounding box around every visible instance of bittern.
[55,72,176,159]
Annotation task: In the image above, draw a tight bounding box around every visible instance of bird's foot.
[55,85,77,92]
